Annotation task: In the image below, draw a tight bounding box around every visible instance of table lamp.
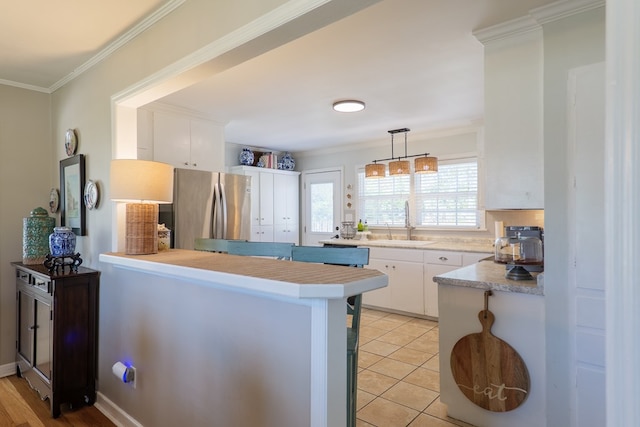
[110,159,174,255]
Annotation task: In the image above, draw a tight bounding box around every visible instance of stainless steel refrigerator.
[159,168,251,249]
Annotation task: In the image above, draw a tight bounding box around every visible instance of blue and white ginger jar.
[279,152,295,171]
[239,148,254,166]
[49,226,76,257]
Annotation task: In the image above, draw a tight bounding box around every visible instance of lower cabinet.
[364,247,491,318]
[13,262,99,418]
[251,225,274,242]
[364,248,425,315]
[424,251,491,318]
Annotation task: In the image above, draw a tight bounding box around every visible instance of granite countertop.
[320,237,494,254]
[433,260,544,296]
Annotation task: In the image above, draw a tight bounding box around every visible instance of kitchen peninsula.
[434,261,545,427]
[99,250,386,427]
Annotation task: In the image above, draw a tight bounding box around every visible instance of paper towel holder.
[112,361,136,388]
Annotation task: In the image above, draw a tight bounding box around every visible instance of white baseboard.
[0,362,16,378]
[95,392,143,427]
[2,362,140,426]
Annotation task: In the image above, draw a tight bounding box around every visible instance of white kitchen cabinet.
[231,166,299,244]
[273,173,299,244]
[152,110,224,171]
[477,28,544,209]
[363,248,424,315]
[363,259,393,309]
[424,250,492,318]
[251,225,274,242]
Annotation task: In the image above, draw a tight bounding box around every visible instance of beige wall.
[0,85,52,367]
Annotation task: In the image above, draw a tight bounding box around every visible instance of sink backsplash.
[363,209,543,244]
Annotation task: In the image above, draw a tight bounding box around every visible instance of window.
[415,159,478,227]
[358,172,410,226]
[358,158,480,228]
[309,182,334,232]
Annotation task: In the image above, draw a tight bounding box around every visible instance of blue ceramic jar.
[239,148,254,166]
[279,152,295,170]
[49,226,77,257]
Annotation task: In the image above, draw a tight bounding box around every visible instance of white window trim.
[356,153,485,231]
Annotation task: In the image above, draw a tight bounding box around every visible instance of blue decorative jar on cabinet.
[49,226,77,257]
[239,148,254,166]
[279,152,295,170]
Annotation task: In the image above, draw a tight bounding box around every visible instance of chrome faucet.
[385,222,392,240]
[405,200,415,240]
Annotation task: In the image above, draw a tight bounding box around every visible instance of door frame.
[301,167,344,246]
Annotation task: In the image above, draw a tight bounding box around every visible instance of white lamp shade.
[110,159,174,203]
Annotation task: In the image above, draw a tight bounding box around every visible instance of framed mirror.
[60,154,86,235]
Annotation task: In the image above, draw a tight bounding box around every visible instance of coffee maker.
[495,226,544,280]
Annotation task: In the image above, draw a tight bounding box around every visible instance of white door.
[302,169,342,246]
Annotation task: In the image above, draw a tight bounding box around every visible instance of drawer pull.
[438,256,449,261]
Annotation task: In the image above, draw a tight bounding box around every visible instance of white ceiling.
[1,0,558,152]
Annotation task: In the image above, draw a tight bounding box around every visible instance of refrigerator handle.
[212,182,222,239]
[219,182,228,239]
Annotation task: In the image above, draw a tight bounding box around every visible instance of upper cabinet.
[476,24,544,209]
[137,107,225,172]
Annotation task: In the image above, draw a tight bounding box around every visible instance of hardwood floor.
[0,375,114,427]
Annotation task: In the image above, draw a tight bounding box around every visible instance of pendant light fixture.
[365,128,438,178]
[365,162,386,178]
[415,155,438,173]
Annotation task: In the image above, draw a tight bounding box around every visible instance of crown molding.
[0,78,50,93]
[473,16,541,44]
[530,0,605,25]
[49,0,187,93]
[474,0,605,45]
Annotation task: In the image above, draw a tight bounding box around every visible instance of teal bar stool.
[291,245,369,427]
[226,240,294,260]
[194,238,233,253]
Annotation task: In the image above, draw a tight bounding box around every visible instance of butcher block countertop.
[433,260,544,296]
[99,249,387,299]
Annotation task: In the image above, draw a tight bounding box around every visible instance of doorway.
[302,168,342,246]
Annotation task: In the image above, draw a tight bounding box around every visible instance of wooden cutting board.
[450,308,530,412]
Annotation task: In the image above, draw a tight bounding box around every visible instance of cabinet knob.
[192,163,197,167]
[438,256,448,261]
[392,265,396,269]
[184,162,189,166]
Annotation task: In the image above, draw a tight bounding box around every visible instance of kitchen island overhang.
[98,249,387,427]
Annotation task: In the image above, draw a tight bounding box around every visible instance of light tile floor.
[355,308,476,427]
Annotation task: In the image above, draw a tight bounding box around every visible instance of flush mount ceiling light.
[332,100,365,113]
[365,128,439,178]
